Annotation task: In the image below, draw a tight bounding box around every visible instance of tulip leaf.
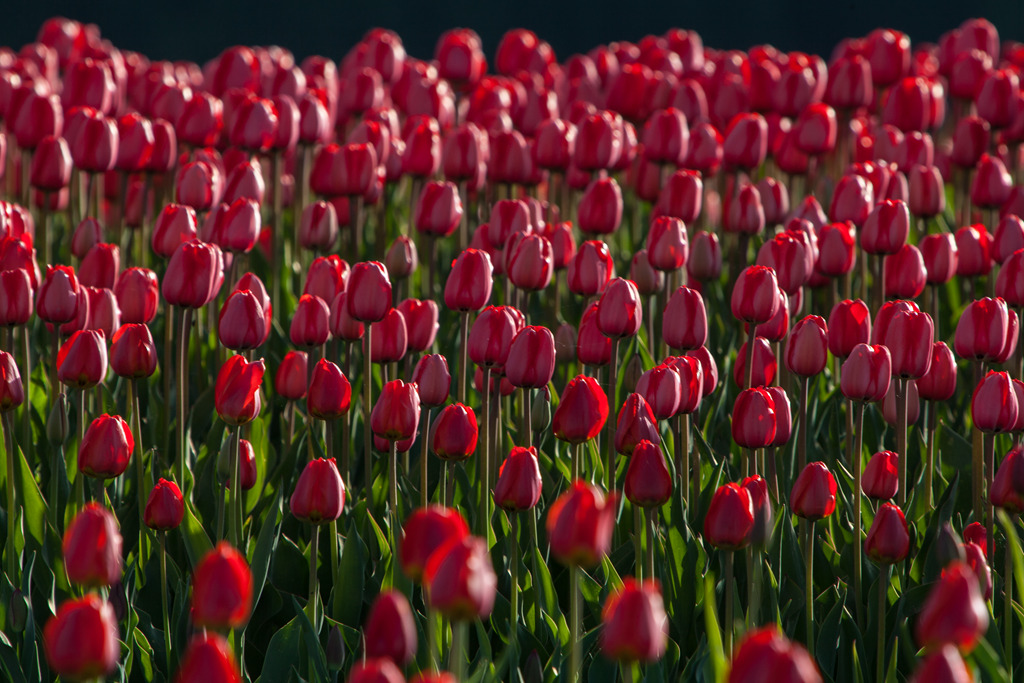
[702,574,726,683]
[260,615,305,683]
[132,626,155,681]
[291,596,329,683]
[0,636,26,683]
[180,499,213,568]
[815,590,845,678]
[249,490,282,610]
[335,519,367,628]
[13,437,47,550]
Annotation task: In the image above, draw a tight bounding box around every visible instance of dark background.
[3,1,1023,65]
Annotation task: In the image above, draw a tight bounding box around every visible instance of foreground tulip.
[791,460,837,653]
[423,535,497,620]
[291,457,346,524]
[0,352,24,413]
[191,541,253,630]
[840,343,891,403]
[174,632,242,683]
[732,388,776,450]
[347,659,406,683]
[43,595,120,682]
[431,403,478,462]
[364,590,417,665]
[57,329,108,390]
[705,482,754,551]
[63,503,122,588]
[307,359,351,421]
[601,579,669,663]
[215,355,265,426]
[728,627,822,683]
[547,480,618,568]
[78,414,134,480]
[909,645,972,683]
[865,503,910,564]
[494,446,542,512]
[400,506,470,583]
[863,451,899,501]
[161,239,220,309]
[915,561,989,653]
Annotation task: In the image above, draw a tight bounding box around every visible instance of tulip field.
[3,14,1024,683]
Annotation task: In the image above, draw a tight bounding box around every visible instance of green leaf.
[335,519,368,628]
[249,491,282,610]
[703,574,726,683]
[261,616,305,683]
[180,499,213,569]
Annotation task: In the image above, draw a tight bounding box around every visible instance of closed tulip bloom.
[731,266,780,324]
[991,447,1024,514]
[275,351,308,401]
[785,315,828,377]
[915,561,989,653]
[369,308,408,364]
[175,161,216,211]
[290,457,346,524]
[0,352,24,413]
[687,230,722,283]
[909,645,972,683]
[972,371,1018,433]
[78,414,134,480]
[63,503,122,588]
[423,535,496,620]
[577,303,612,366]
[400,506,470,583]
[391,299,434,353]
[385,236,419,282]
[412,354,451,408]
[961,523,988,557]
[601,578,669,664]
[816,221,857,278]
[722,113,768,170]
[577,177,623,236]
[791,461,838,521]
[0,268,32,327]
[57,330,108,390]
[346,261,392,323]
[723,184,766,236]
[829,174,874,226]
[415,181,463,237]
[430,403,478,462]
[553,375,608,444]
[971,154,1012,209]
[666,355,704,415]
[955,297,1009,362]
[30,134,72,191]
[733,337,778,388]
[444,248,493,312]
[757,233,810,295]
[144,478,184,531]
[916,342,956,402]
[162,239,220,309]
[114,268,159,324]
[219,290,267,351]
[729,627,822,683]
[347,659,405,683]
[329,291,365,342]
[861,199,910,255]
[624,439,672,508]
[191,542,253,630]
[704,482,755,550]
[636,364,682,420]
[505,326,555,389]
[732,388,776,449]
[43,595,120,682]
[615,393,660,455]
[646,217,689,272]
[763,386,791,448]
[566,240,615,297]
[77,243,119,291]
[882,378,920,426]
[884,244,926,299]
[298,200,339,251]
[214,355,264,426]
[863,451,899,500]
[37,265,81,324]
[908,165,945,218]
[546,480,618,567]
[827,300,871,359]
[507,233,554,291]
[955,224,993,279]
[306,359,351,421]
[661,286,707,351]
[865,502,910,564]
[364,591,417,665]
[174,632,242,683]
[290,293,330,348]
[883,307,933,379]
[841,343,891,402]
[494,446,543,512]
[467,305,518,369]
[372,379,421,441]
[741,475,774,547]
[303,254,349,302]
[597,278,642,338]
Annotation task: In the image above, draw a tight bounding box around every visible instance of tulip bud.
[400,506,469,583]
[0,352,24,413]
[174,632,242,683]
[423,535,497,620]
[731,266,781,324]
[624,440,672,508]
[729,627,821,682]
[494,446,543,512]
[865,502,910,564]
[412,354,451,408]
[972,370,1019,433]
[78,414,134,480]
[346,261,392,323]
[275,351,308,401]
[955,297,1010,363]
[363,590,417,665]
[191,542,253,630]
[444,248,493,312]
[215,354,264,426]
[546,480,618,567]
[290,457,345,524]
[57,330,108,390]
[552,375,608,444]
[43,595,119,681]
[431,403,478,462]
[145,478,184,531]
[742,475,773,547]
[601,578,669,663]
[790,461,838,521]
[785,315,828,377]
[915,561,989,653]
[567,240,615,297]
[596,277,642,338]
[63,503,123,588]
[371,379,421,441]
[841,343,891,402]
[732,388,776,449]
[704,482,754,550]
[307,359,351,421]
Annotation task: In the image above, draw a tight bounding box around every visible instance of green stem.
[479,368,491,535]
[420,410,433,508]
[896,378,907,508]
[645,508,655,581]
[877,566,888,683]
[160,531,173,674]
[853,402,865,635]
[3,412,17,581]
[427,606,438,671]
[1007,516,1016,677]
[458,312,469,404]
[799,378,809,473]
[925,401,937,509]
[606,338,618,489]
[509,514,520,638]
[679,414,689,505]
[524,389,532,448]
[985,432,995,562]
[745,325,756,390]
[21,327,31,465]
[389,439,399,541]
[308,524,319,628]
[129,380,149,560]
[570,564,581,683]
[723,551,734,655]
[805,520,815,654]
[363,327,373,499]
[634,507,643,580]
[329,518,339,619]
[450,619,467,682]
[177,308,193,494]
[229,426,242,548]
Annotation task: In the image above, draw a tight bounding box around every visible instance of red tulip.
[863,451,899,501]
[785,315,828,377]
[79,244,119,290]
[505,326,555,389]
[704,482,754,550]
[219,290,268,351]
[742,475,774,547]
[430,403,478,462]
[57,330,108,390]
[636,364,683,420]
[567,240,615,297]
[731,266,780,324]
[841,343,891,402]
[507,233,554,291]
[955,297,1010,363]
[298,200,339,252]
[578,177,623,236]
[908,165,945,218]
[553,375,608,444]
[30,135,72,191]
[971,154,1012,209]
[790,461,837,521]
[724,184,766,236]
[290,293,330,348]
[882,306,933,379]
[370,307,408,364]
[444,248,493,312]
[757,232,810,295]
[274,351,308,401]
[829,174,874,226]
[290,457,346,524]
[646,217,689,272]
[43,595,119,682]
[174,632,242,683]
[162,239,220,309]
[615,393,660,456]
[347,659,405,683]
[191,542,253,630]
[865,503,910,564]
[729,627,822,683]
[624,439,672,508]
[733,337,778,388]
[423,535,497,620]
[915,561,989,653]
[385,236,419,281]
[114,268,159,324]
[601,578,669,663]
[963,523,988,557]
[307,359,351,421]
[991,447,1024,514]
[214,354,264,426]
[0,268,32,327]
[493,446,543,512]
[144,478,184,531]
[732,388,776,449]
[577,303,612,366]
[816,222,857,278]
[687,230,722,283]
[371,379,420,441]
[597,277,642,338]
[826,300,871,360]
[909,645,972,683]
[0,352,24,413]
[78,414,134,480]
[63,503,122,588]
[412,354,450,407]
[346,261,392,323]
[364,590,417,665]
[415,181,463,237]
[971,370,1018,433]
[329,291,365,341]
[546,480,618,567]
[723,113,768,170]
[400,506,469,583]
[861,199,910,255]
[37,265,81,324]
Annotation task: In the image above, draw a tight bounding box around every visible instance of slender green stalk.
[389,440,399,535]
[427,605,439,671]
[229,426,242,548]
[450,620,468,682]
[985,432,995,562]
[129,380,149,560]
[853,401,865,634]
[606,338,619,489]
[679,414,689,505]
[799,378,810,473]
[509,514,520,638]
[420,410,433,508]
[744,326,756,390]
[177,308,193,493]
[21,327,31,464]
[723,551,734,655]
[159,531,173,673]
[895,378,908,508]
[1007,519,1015,677]
[805,520,815,654]
[308,525,319,634]
[877,567,888,683]
[3,412,18,581]
[570,565,581,683]
[363,327,373,498]
[524,389,533,448]
[458,312,470,404]
[645,508,655,580]
[479,368,491,535]
[925,401,937,508]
